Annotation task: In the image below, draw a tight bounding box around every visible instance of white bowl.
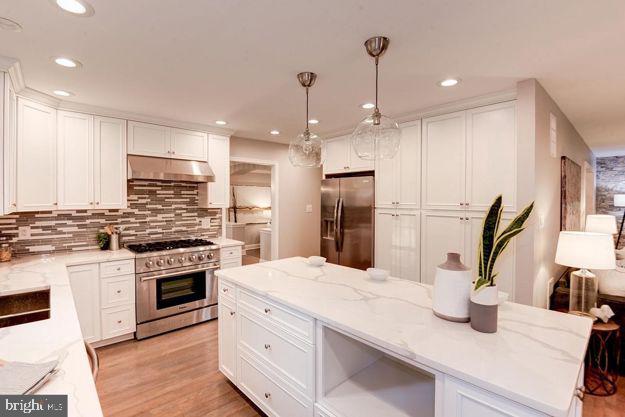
[367,268,389,281]
[308,256,326,267]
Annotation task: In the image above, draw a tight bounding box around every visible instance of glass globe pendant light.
[288,72,323,168]
[351,36,400,161]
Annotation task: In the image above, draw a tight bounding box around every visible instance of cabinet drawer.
[220,246,242,260]
[221,259,242,269]
[101,305,136,339]
[218,278,236,302]
[239,289,314,343]
[239,306,314,397]
[239,352,313,417]
[100,274,134,308]
[100,259,134,278]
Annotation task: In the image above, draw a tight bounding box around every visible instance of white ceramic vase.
[432,253,472,322]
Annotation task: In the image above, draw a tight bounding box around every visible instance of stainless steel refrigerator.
[321,176,374,270]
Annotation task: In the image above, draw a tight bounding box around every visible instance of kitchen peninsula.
[216,257,592,417]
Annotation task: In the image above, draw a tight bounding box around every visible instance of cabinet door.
[67,263,101,343]
[218,298,237,384]
[127,121,171,158]
[348,136,374,172]
[465,213,516,300]
[397,210,420,281]
[397,122,421,208]
[374,209,397,274]
[17,98,57,211]
[94,117,127,209]
[421,211,466,284]
[3,74,17,213]
[170,128,208,161]
[466,102,517,212]
[422,111,466,210]
[57,111,94,209]
[323,136,348,175]
[201,134,230,208]
[375,151,397,208]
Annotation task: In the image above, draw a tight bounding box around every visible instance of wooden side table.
[585,321,621,396]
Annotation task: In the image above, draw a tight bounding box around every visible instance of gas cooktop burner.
[127,239,216,254]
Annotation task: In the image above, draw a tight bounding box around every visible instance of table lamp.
[555,231,616,317]
[615,194,625,247]
[585,214,617,235]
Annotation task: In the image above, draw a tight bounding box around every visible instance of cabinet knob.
[264,393,271,399]
[117,320,122,324]
[222,288,228,293]
[264,308,271,314]
[229,311,235,316]
[264,344,271,350]
[89,201,94,205]
[116,290,121,294]
[96,202,100,205]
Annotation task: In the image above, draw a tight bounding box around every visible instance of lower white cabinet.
[375,209,420,281]
[218,298,238,383]
[220,245,243,269]
[67,259,135,345]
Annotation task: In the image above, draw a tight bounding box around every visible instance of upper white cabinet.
[323,135,374,176]
[2,72,17,214]
[57,111,94,209]
[17,98,57,211]
[199,134,230,208]
[466,102,517,212]
[375,209,420,281]
[375,122,421,208]
[128,120,208,161]
[422,102,517,212]
[94,117,127,209]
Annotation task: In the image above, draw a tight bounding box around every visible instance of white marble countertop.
[0,249,135,417]
[212,237,245,248]
[216,257,592,417]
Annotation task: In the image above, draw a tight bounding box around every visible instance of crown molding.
[0,56,26,93]
[323,88,518,140]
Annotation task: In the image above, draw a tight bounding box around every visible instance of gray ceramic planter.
[470,285,499,333]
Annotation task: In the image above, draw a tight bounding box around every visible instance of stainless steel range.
[127,239,220,339]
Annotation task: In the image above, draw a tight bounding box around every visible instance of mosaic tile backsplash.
[0,180,222,257]
[596,156,625,249]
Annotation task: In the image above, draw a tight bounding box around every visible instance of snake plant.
[474,195,534,292]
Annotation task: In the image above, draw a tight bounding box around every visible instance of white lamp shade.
[555,231,616,270]
[585,215,617,234]
[614,194,625,207]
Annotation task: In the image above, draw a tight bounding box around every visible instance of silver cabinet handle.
[264,344,271,350]
[264,308,271,314]
[264,392,271,399]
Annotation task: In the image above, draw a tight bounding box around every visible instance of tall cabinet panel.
[374,209,397,273]
[68,263,101,343]
[2,73,17,214]
[57,111,94,209]
[17,98,57,211]
[422,111,466,211]
[199,134,230,208]
[375,209,420,281]
[466,102,517,212]
[420,211,466,285]
[94,117,127,209]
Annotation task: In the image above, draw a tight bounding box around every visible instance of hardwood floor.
[96,319,624,417]
[96,320,264,417]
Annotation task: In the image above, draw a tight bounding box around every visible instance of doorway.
[227,157,278,264]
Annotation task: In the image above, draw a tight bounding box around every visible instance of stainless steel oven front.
[136,262,219,324]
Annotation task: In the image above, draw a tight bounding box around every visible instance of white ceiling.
[1,1,625,155]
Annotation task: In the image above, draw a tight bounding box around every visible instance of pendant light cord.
[375,57,379,111]
[305,87,309,132]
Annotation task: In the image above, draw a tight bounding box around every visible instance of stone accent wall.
[596,156,625,248]
[0,180,222,257]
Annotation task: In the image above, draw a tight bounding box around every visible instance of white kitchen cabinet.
[68,263,101,343]
[375,122,421,209]
[101,304,136,340]
[127,121,170,158]
[2,72,17,214]
[420,211,467,285]
[323,135,373,176]
[199,134,230,208]
[94,116,127,209]
[422,111,466,211]
[466,102,517,212]
[17,98,57,211]
[128,121,208,161]
[57,111,94,209]
[170,127,208,161]
[375,209,420,281]
[218,297,238,384]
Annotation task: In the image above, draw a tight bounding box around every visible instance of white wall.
[516,79,595,307]
[230,136,321,258]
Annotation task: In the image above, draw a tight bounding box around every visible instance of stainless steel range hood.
[127,155,215,183]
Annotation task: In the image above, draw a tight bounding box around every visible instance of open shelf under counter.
[317,323,437,417]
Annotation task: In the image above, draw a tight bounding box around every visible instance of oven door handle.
[139,265,220,282]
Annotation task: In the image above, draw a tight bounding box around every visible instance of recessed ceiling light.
[269,130,280,135]
[311,134,318,139]
[215,120,227,125]
[54,57,81,68]
[54,0,94,16]
[0,17,22,32]
[308,119,319,124]
[438,78,460,87]
[53,90,74,97]
[361,103,375,109]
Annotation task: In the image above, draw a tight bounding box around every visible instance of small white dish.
[498,291,509,305]
[308,256,326,267]
[367,268,389,281]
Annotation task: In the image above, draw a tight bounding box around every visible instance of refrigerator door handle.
[336,197,344,252]
[333,198,340,252]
